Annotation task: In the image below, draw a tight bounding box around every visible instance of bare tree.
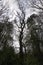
[0,0,9,21]
[14,0,27,65]
[30,0,43,11]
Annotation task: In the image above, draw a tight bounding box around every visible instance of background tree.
[0,16,13,48]
[26,14,43,57]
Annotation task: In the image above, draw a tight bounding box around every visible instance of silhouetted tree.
[26,14,43,56]
[0,17,13,48]
[14,0,28,65]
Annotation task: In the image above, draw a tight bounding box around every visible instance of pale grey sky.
[2,0,39,20]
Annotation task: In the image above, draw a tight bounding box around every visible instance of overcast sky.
[2,0,39,21]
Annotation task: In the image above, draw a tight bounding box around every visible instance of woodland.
[0,0,43,65]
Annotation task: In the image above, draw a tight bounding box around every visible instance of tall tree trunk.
[19,28,24,65]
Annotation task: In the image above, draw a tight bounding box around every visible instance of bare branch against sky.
[0,0,40,21]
